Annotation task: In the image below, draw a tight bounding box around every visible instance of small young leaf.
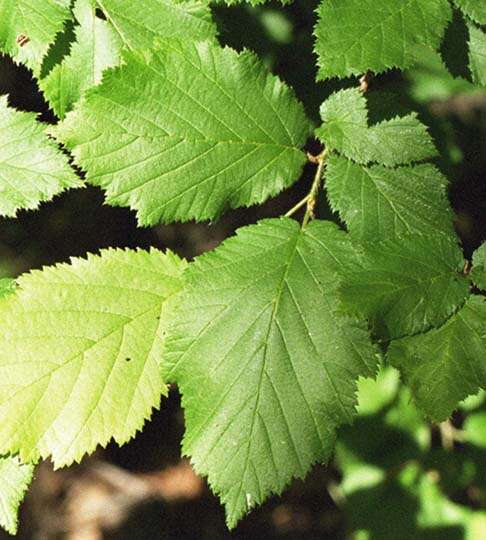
[454,0,486,26]
[389,296,486,421]
[316,89,437,167]
[164,218,380,528]
[0,457,34,535]
[314,0,452,79]
[0,0,72,74]
[339,234,470,339]
[95,0,218,49]
[53,40,312,225]
[0,96,81,217]
[325,155,456,241]
[0,248,186,466]
[472,242,486,290]
[40,0,122,119]
[468,23,486,87]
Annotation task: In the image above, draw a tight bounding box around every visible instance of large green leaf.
[0,96,81,217]
[339,234,470,339]
[314,0,452,79]
[472,242,486,290]
[0,0,72,73]
[40,0,122,119]
[164,218,380,527]
[389,296,486,421]
[316,89,437,167]
[0,457,33,535]
[454,0,486,26]
[96,0,218,49]
[325,155,455,241]
[0,248,186,466]
[53,40,312,225]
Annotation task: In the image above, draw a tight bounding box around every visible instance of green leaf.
[164,218,380,528]
[0,278,15,298]
[96,0,218,49]
[468,23,486,87]
[0,96,81,217]
[460,389,485,412]
[0,248,186,466]
[325,154,456,241]
[0,0,72,74]
[472,242,486,290]
[389,296,486,421]
[463,411,486,449]
[314,0,452,79]
[355,366,400,416]
[40,0,122,119]
[405,47,479,102]
[0,457,34,535]
[343,461,482,540]
[339,234,470,339]
[454,0,486,26]
[316,89,437,166]
[221,0,292,6]
[52,40,311,225]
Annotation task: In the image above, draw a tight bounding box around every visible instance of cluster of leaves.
[339,368,486,539]
[0,0,484,534]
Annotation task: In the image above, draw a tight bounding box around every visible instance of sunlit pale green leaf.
[0,96,81,217]
[0,248,186,466]
[40,0,122,119]
[0,457,34,535]
[0,0,72,73]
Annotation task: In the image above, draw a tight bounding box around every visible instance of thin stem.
[302,149,328,228]
[284,194,309,217]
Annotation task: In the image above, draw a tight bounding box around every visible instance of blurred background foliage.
[0,0,485,538]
